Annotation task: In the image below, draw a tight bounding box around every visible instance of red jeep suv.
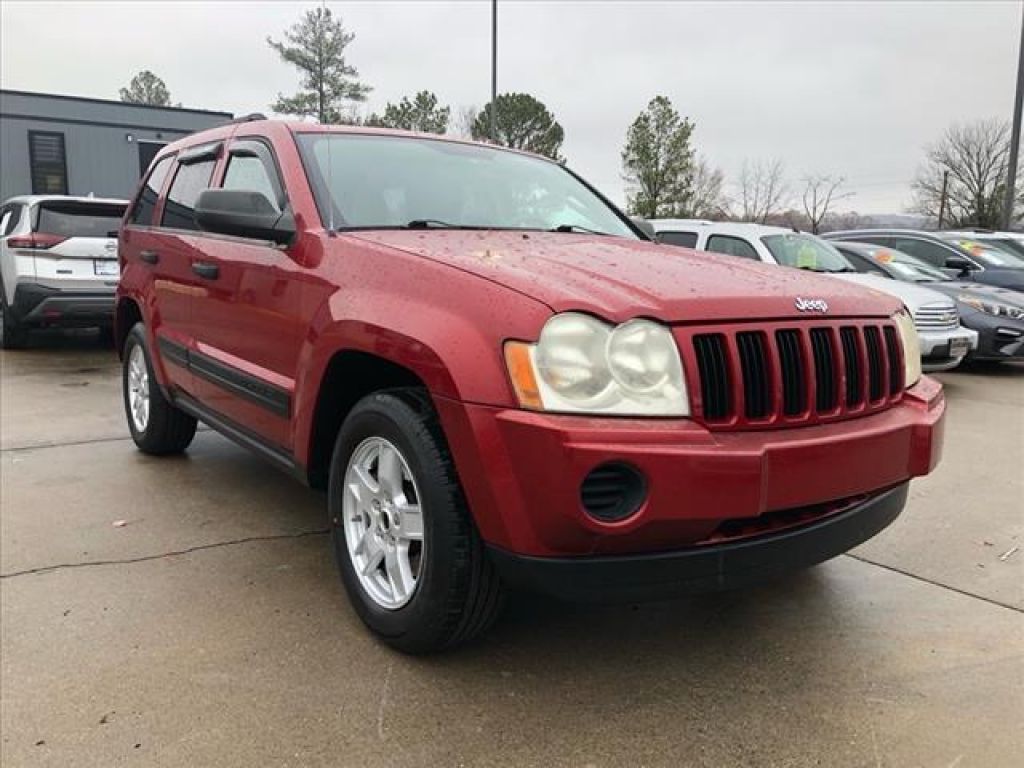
[116,118,945,652]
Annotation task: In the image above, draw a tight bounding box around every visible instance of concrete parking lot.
[2,332,1022,768]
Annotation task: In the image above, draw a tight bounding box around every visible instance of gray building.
[0,90,232,202]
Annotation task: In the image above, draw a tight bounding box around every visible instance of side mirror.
[630,216,656,240]
[195,189,295,245]
[944,256,973,276]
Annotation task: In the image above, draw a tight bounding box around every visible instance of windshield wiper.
[405,219,487,230]
[549,223,610,236]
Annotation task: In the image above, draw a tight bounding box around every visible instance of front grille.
[687,320,903,429]
[913,303,959,331]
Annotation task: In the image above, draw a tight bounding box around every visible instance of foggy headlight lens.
[506,312,689,416]
[893,308,922,388]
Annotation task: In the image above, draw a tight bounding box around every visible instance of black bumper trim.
[487,483,908,602]
[11,284,113,326]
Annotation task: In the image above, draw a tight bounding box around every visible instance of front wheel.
[122,323,197,455]
[328,389,504,653]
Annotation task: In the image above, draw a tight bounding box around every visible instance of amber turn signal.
[503,341,542,409]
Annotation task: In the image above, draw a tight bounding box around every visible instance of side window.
[221,148,283,213]
[891,238,952,268]
[0,207,11,237]
[658,231,698,248]
[706,234,759,260]
[844,251,889,276]
[161,158,217,231]
[129,155,173,226]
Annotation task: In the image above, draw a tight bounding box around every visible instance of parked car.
[824,229,1024,292]
[651,220,977,371]
[116,121,944,652]
[941,229,1024,259]
[832,241,1024,363]
[1,195,127,348]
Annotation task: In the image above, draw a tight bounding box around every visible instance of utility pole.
[490,0,498,143]
[938,170,950,229]
[1004,2,1024,229]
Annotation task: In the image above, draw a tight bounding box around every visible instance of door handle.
[139,250,159,264]
[192,262,219,280]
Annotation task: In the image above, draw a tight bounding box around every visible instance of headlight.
[504,312,689,416]
[893,308,922,388]
[958,294,1024,320]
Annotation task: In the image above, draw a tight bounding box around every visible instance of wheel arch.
[114,296,143,359]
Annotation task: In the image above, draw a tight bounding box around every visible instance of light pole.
[1003,2,1024,229]
[490,0,497,142]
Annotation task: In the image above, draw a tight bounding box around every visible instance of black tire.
[0,282,28,349]
[328,389,504,654]
[122,323,197,455]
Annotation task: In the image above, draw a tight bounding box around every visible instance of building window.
[28,131,69,195]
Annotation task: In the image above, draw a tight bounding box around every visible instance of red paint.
[117,121,944,561]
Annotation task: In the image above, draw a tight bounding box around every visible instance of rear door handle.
[139,250,159,264]
[191,262,219,280]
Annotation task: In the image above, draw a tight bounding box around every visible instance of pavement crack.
[0,529,329,579]
[844,553,1022,613]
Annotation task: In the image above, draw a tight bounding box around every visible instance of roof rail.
[227,113,267,124]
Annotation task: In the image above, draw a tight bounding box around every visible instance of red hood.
[348,230,902,323]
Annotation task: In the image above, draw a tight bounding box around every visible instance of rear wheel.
[328,389,504,653]
[122,323,197,455]
[0,283,28,349]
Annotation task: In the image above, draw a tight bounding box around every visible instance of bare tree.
[800,174,850,233]
[738,159,788,223]
[911,119,1021,228]
[684,157,730,218]
[450,105,478,138]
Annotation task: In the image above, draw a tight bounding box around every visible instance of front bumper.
[488,482,908,602]
[436,377,944,558]
[10,284,114,327]
[961,308,1024,361]
[918,326,978,371]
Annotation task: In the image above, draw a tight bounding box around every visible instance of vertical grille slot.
[736,331,771,419]
[693,334,732,420]
[840,327,863,407]
[883,326,903,395]
[810,328,837,412]
[863,326,884,402]
[775,329,806,416]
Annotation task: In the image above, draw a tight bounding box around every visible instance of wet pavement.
[2,331,1022,767]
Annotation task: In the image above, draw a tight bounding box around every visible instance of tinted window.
[35,202,126,238]
[129,155,173,226]
[0,206,14,237]
[297,133,635,237]
[658,231,698,248]
[839,249,889,276]
[993,237,1024,257]
[889,238,957,268]
[29,131,68,195]
[222,154,281,213]
[161,159,216,231]
[706,234,759,260]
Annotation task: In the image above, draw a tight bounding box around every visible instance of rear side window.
[34,202,127,238]
[161,159,216,231]
[129,155,173,226]
[0,206,16,236]
[706,234,759,260]
[658,231,698,248]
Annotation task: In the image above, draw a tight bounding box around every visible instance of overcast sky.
[2,1,1020,214]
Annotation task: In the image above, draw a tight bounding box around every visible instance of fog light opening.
[580,462,647,522]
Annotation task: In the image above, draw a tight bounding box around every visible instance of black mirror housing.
[195,189,295,245]
[944,256,973,273]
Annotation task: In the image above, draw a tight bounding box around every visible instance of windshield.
[944,237,1024,269]
[760,233,853,272]
[869,247,951,282]
[297,133,636,237]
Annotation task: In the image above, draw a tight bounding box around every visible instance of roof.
[0,89,232,118]
[650,219,794,236]
[3,194,129,206]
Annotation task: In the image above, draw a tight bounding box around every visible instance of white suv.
[0,195,128,348]
[651,220,978,372]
